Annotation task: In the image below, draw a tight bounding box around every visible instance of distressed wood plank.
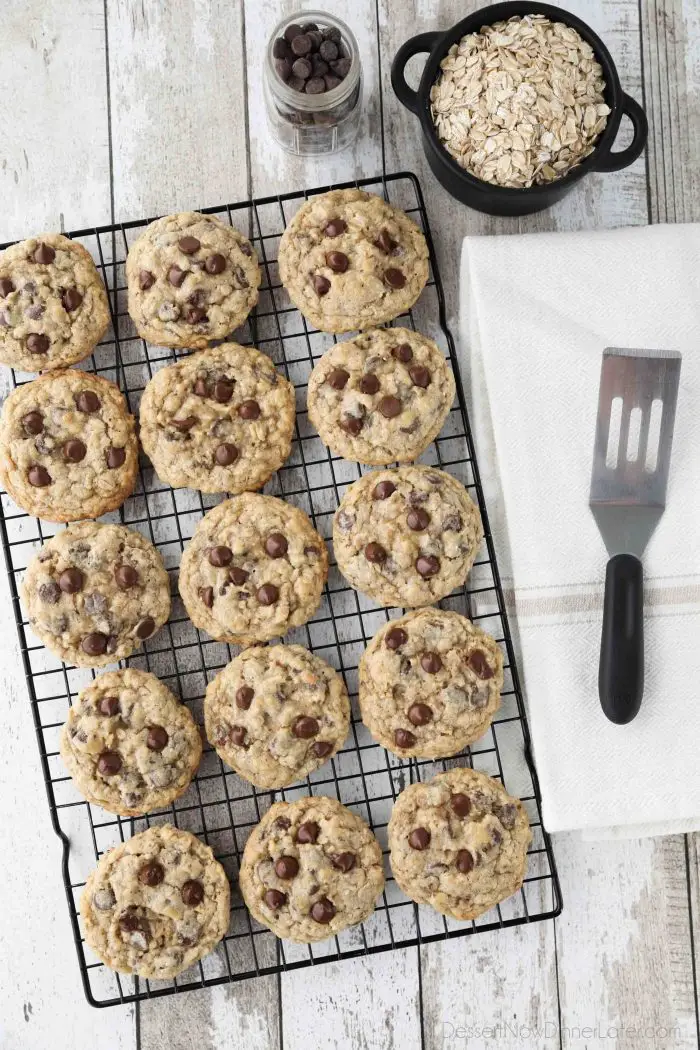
[640,0,700,223]
[377,1,560,1042]
[688,834,700,1033]
[378,3,695,1048]
[242,4,422,1045]
[0,5,133,1049]
[107,0,249,219]
[555,835,698,1049]
[282,951,421,1050]
[643,0,700,1030]
[421,922,559,1049]
[0,0,111,238]
[104,1,280,1045]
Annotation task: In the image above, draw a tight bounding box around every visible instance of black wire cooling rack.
[0,172,562,1008]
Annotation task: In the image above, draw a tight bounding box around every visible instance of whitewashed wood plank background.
[0,2,698,1049]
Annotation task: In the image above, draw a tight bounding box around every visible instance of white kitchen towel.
[459,223,700,839]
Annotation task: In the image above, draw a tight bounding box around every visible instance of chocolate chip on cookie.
[364,542,387,564]
[178,236,201,255]
[77,390,101,413]
[416,554,440,577]
[395,728,416,749]
[26,333,50,354]
[27,464,51,487]
[265,532,288,558]
[236,685,254,709]
[375,229,398,254]
[33,243,56,265]
[359,373,380,395]
[324,218,347,237]
[326,251,349,273]
[407,508,430,531]
[296,821,319,844]
[139,862,165,886]
[61,288,83,312]
[469,650,494,679]
[408,827,431,850]
[256,583,279,605]
[408,702,433,725]
[238,399,260,419]
[385,626,407,649]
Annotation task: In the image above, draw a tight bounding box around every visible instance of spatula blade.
[589,347,681,515]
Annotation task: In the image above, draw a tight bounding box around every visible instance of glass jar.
[264,11,362,156]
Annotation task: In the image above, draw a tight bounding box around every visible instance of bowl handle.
[391,32,442,115]
[593,93,648,172]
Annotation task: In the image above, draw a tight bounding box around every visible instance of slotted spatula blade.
[589,347,681,724]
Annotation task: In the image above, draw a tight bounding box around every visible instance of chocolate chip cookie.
[23,521,171,667]
[306,327,455,464]
[0,233,110,372]
[205,645,349,789]
[81,824,230,978]
[126,212,260,349]
[333,466,483,608]
[359,609,503,758]
[388,768,531,921]
[239,796,385,943]
[60,669,202,815]
[179,494,327,645]
[139,343,295,493]
[278,189,429,333]
[0,370,138,521]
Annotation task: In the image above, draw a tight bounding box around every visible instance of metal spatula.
[589,347,682,724]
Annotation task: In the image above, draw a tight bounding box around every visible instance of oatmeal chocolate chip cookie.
[333,466,483,608]
[388,768,531,921]
[179,494,327,645]
[205,645,349,789]
[359,609,503,758]
[23,521,171,667]
[239,796,385,943]
[307,327,455,465]
[60,669,202,816]
[126,212,260,349]
[277,189,429,333]
[81,823,230,978]
[139,343,295,494]
[0,370,138,521]
[0,233,110,372]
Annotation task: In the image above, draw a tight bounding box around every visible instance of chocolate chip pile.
[273,21,352,95]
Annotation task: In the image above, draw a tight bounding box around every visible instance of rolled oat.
[429,14,610,188]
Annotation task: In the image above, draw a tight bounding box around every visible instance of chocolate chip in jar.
[265,13,361,156]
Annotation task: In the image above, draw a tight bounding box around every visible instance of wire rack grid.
[0,172,562,1008]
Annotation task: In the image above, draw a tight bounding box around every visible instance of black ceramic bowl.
[391,1,647,216]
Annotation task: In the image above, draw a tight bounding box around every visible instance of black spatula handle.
[599,553,644,724]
